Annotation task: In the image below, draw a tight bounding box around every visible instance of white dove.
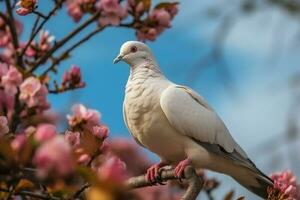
[114,41,273,199]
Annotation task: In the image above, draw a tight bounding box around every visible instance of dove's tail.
[230,167,273,199]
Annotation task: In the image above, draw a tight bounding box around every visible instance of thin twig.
[48,86,83,94]
[27,11,101,74]
[20,0,66,59]
[41,26,106,77]
[32,10,47,19]
[31,15,41,38]
[125,166,203,200]
[72,183,90,199]
[4,0,19,49]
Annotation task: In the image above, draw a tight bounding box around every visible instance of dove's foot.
[174,158,191,179]
[146,162,167,184]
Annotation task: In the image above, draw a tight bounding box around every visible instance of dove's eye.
[130,46,137,53]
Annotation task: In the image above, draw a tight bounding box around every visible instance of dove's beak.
[113,54,123,64]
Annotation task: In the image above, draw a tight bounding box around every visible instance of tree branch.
[4,0,19,49]
[32,10,47,19]
[72,183,90,199]
[125,166,203,200]
[0,12,10,24]
[31,15,41,36]
[20,0,66,60]
[27,11,101,74]
[41,25,106,77]
[48,86,83,94]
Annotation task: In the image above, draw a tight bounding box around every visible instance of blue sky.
[17,1,300,199]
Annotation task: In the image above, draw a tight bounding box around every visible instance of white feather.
[160,85,248,158]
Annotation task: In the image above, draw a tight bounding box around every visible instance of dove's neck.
[129,62,163,82]
[126,62,169,95]
[128,53,158,68]
[128,56,164,80]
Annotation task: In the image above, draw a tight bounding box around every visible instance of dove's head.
[113,41,155,67]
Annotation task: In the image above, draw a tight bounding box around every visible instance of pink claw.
[174,158,191,178]
[146,162,166,183]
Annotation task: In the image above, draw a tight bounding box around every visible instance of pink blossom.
[0,18,22,48]
[34,124,57,142]
[98,14,121,26]
[66,0,97,22]
[19,77,50,109]
[134,4,178,42]
[92,125,108,139]
[33,136,74,178]
[16,0,37,16]
[270,170,300,199]
[108,139,152,176]
[165,4,178,18]
[0,44,15,64]
[62,65,85,89]
[14,19,24,36]
[96,0,127,26]
[78,153,91,165]
[137,28,158,41]
[150,9,171,27]
[67,3,83,22]
[98,156,127,183]
[98,0,119,12]
[0,63,8,78]
[0,18,10,47]
[24,43,36,57]
[0,116,9,137]
[135,2,145,15]
[1,65,23,95]
[136,9,173,42]
[24,30,54,57]
[38,30,55,52]
[100,140,109,153]
[19,77,41,100]
[16,7,32,16]
[67,104,100,128]
[11,134,27,152]
[0,30,11,47]
[64,130,80,147]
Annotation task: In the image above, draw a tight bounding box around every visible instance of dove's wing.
[160,85,263,172]
[123,102,144,147]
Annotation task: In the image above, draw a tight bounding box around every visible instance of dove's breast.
[124,77,187,163]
